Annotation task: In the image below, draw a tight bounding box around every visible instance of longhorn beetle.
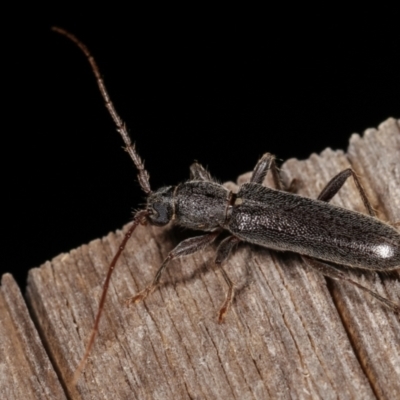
[52,27,400,383]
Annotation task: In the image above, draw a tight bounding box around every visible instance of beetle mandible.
[52,27,400,382]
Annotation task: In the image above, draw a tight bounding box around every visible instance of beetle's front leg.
[214,235,241,322]
[126,230,221,305]
[189,161,213,181]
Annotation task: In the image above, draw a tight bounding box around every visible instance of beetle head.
[146,186,175,226]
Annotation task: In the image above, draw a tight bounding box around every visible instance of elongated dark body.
[154,180,400,271]
[226,183,400,270]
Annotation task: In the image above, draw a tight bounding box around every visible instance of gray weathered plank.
[0,274,67,400]
[25,118,400,399]
[282,118,400,399]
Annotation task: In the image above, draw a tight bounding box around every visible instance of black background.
[3,11,400,291]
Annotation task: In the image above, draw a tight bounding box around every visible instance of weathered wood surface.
[20,118,400,399]
[0,274,66,399]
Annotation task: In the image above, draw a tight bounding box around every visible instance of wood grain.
[0,274,66,399]
[5,118,399,399]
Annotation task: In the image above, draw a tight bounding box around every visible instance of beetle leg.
[317,168,375,216]
[314,170,399,313]
[284,178,298,193]
[126,230,221,305]
[250,153,282,189]
[190,161,213,181]
[214,235,241,322]
[302,256,400,314]
[391,221,400,229]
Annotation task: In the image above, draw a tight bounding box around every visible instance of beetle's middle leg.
[391,221,400,229]
[251,152,299,192]
[126,231,221,305]
[251,153,282,189]
[214,235,241,322]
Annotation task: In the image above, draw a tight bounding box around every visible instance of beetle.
[52,27,400,382]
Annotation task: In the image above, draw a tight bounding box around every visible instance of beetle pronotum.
[51,27,400,384]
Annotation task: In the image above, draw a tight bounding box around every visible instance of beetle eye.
[150,202,171,226]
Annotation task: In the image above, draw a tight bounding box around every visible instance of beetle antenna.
[52,27,152,194]
[72,209,149,385]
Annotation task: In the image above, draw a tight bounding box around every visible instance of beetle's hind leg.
[317,168,375,216]
[302,256,400,314]
[309,169,400,312]
[214,236,241,322]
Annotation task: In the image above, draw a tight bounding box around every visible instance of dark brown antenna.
[72,210,149,384]
[52,27,152,195]
[52,27,152,384]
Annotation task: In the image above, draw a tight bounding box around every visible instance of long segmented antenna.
[72,209,149,385]
[52,27,152,383]
[52,27,152,194]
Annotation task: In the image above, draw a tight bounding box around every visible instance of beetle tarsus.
[218,286,235,323]
[126,287,154,306]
